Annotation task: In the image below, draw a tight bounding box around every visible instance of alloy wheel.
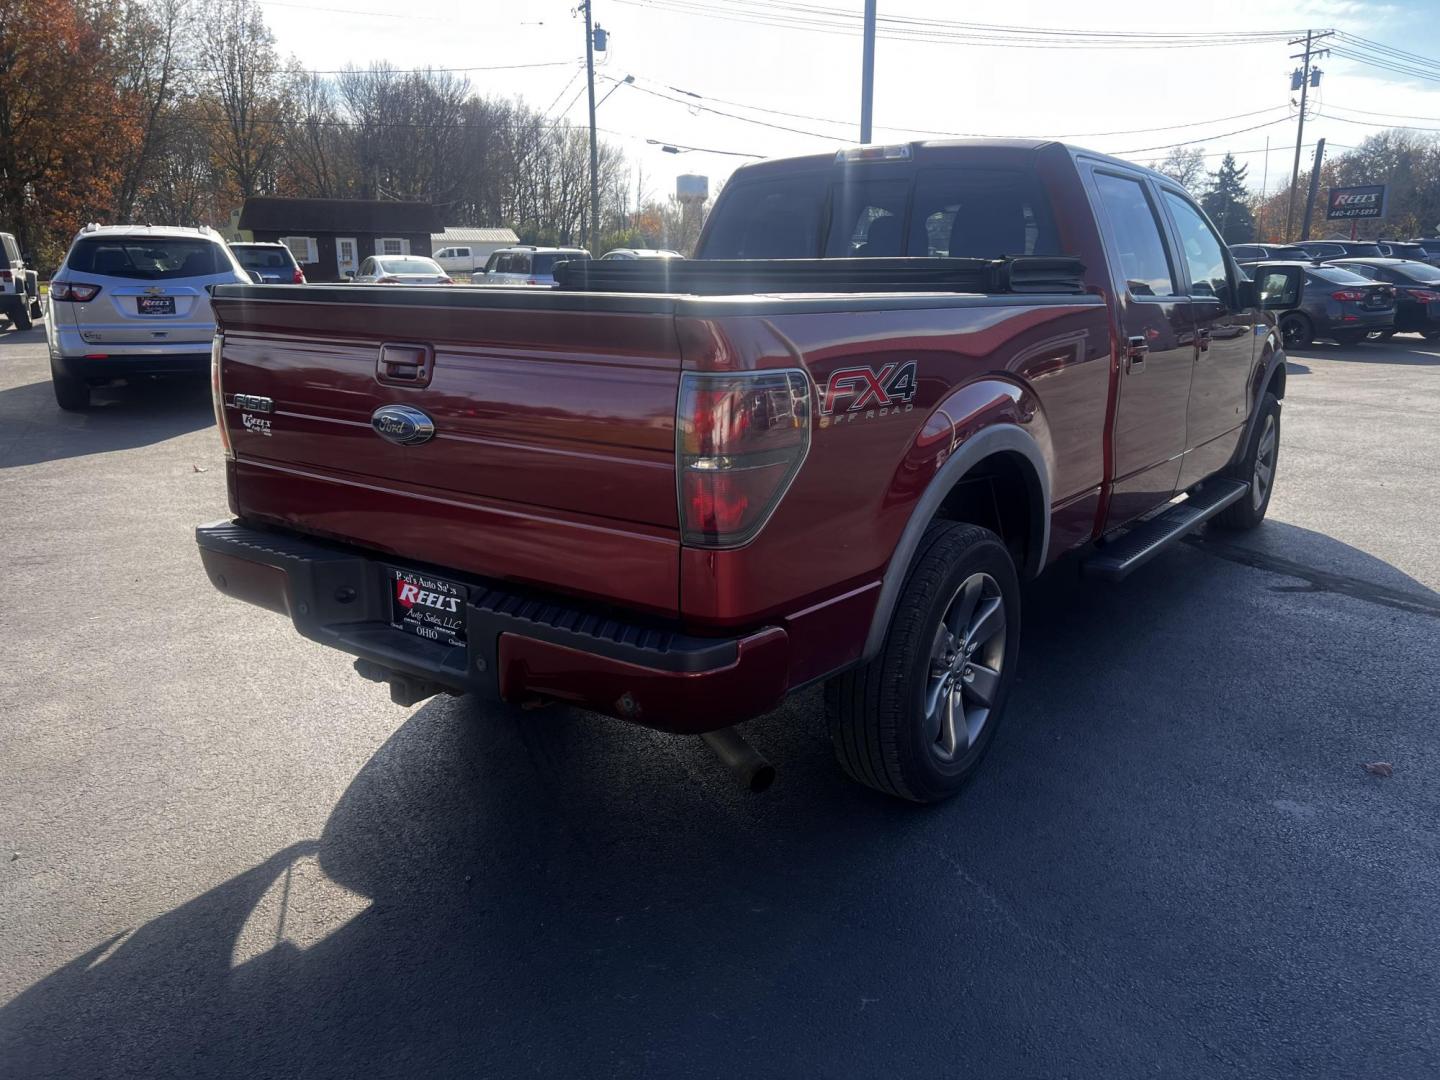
[925,572,1006,761]
[1253,412,1277,510]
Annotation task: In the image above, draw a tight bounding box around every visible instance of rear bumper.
[195,520,790,733]
[1317,308,1394,332]
[53,351,211,381]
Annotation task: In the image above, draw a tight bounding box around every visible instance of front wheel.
[825,522,1021,803]
[1215,393,1280,531]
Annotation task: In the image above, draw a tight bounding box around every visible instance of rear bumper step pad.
[195,520,789,732]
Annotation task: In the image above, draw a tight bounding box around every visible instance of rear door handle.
[1196,326,1212,353]
[1126,336,1148,373]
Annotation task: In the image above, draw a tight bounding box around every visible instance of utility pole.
[583,0,600,253]
[1300,138,1326,242]
[859,0,876,142]
[1259,136,1269,239]
[1284,29,1331,241]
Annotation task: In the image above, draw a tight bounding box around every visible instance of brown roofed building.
[237,198,443,282]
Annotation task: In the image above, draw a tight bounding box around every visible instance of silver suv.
[46,224,251,410]
[479,246,590,286]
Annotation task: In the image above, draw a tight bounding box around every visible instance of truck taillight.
[676,370,810,547]
[1331,289,1366,302]
[211,333,233,461]
[292,267,306,284]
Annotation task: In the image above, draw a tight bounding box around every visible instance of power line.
[612,0,1305,49]
[628,74,1294,140]
[1114,115,1297,155]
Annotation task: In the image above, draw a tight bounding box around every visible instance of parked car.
[1251,260,1394,347]
[432,245,491,276]
[46,224,251,411]
[198,139,1300,803]
[1375,240,1429,262]
[479,246,590,286]
[229,241,306,284]
[1297,239,1382,259]
[600,248,683,261]
[1228,242,1312,265]
[0,231,43,330]
[1402,239,1440,267]
[1328,257,1440,338]
[351,255,452,285]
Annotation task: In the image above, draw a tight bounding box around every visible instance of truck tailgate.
[211,287,682,616]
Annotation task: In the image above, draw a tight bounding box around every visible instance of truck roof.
[727,138,1177,188]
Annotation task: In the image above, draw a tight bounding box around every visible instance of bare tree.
[191,0,287,198]
[1151,146,1206,191]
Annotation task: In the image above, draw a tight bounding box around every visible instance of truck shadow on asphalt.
[3,532,1438,1078]
[0,375,213,469]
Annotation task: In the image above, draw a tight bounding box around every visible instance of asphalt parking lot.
[1,322,1437,1078]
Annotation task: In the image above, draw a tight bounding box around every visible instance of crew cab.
[196,141,1299,802]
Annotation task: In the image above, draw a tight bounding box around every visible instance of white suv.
[46,224,251,410]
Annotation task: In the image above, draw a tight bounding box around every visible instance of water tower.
[676,175,709,253]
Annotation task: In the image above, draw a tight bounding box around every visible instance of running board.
[1084,479,1249,581]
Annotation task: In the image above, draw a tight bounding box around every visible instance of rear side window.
[68,237,227,279]
[1345,244,1381,257]
[1092,172,1177,297]
[0,235,17,266]
[1305,243,1345,257]
[1161,191,1229,298]
[700,175,824,259]
[912,168,1058,258]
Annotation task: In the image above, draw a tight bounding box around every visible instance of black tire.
[51,365,90,411]
[825,522,1021,803]
[1215,393,1280,531]
[1278,312,1312,350]
[12,302,32,331]
[29,296,42,320]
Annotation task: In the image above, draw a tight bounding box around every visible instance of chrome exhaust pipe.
[700,727,775,793]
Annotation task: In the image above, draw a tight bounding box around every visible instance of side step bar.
[1083,479,1249,581]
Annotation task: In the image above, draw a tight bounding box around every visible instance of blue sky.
[257,0,1440,210]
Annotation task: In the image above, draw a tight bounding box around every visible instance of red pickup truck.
[197,140,1300,802]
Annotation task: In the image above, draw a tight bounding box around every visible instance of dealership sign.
[1326,184,1387,220]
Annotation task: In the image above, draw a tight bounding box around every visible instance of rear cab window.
[69,237,229,279]
[697,157,1060,260]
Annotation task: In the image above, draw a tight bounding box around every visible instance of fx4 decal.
[818,361,918,426]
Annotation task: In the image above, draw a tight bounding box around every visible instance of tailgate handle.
[376,343,434,388]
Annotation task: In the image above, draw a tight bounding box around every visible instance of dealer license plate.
[389,568,467,647]
[137,295,176,315]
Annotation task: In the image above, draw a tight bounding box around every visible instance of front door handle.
[1126,335,1148,374]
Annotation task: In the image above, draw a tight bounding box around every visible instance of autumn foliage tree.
[0,0,139,262]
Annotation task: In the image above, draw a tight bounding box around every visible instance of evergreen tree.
[1201,154,1256,244]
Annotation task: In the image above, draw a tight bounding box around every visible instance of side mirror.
[1246,265,1303,311]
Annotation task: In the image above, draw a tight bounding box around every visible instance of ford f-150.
[196,140,1301,802]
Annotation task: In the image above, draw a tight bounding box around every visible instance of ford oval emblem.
[371,405,436,446]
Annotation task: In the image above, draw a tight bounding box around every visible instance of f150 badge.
[818,361,918,426]
[371,404,436,446]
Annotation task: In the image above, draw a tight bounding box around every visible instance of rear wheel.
[50,364,90,411]
[1332,330,1367,346]
[825,522,1021,803]
[11,302,32,331]
[1215,393,1279,531]
[1278,313,1312,350]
